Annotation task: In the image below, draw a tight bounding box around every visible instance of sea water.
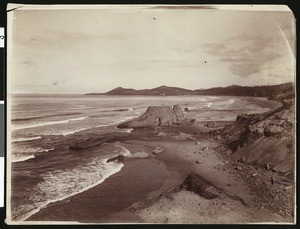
[9,94,270,221]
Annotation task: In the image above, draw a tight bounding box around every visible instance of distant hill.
[85,82,294,100]
[141,86,193,96]
[105,87,139,95]
[194,82,294,98]
[85,85,195,96]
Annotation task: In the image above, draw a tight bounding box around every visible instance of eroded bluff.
[117,105,184,128]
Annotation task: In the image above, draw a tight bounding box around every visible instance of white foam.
[12,136,42,143]
[197,97,208,101]
[228,99,235,104]
[207,102,213,108]
[42,128,90,136]
[12,116,89,130]
[123,128,133,133]
[11,155,35,163]
[13,147,54,154]
[13,155,124,221]
[188,106,197,110]
[96,124,109,128]
[61,128,89,136]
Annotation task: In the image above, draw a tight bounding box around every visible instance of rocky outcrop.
[181,173,247,206]
[205,121,221,128]
[224,103,295,174]
[152,147,164,155]
[106,155,125,163]
[117,105,184,128]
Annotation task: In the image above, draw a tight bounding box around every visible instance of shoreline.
[20,96,294,224]
[26,156,168,223]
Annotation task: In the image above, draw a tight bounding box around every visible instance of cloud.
[202,33,284,78]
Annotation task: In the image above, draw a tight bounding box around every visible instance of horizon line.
[11,81,294,95]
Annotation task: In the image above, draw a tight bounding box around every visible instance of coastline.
[24,96,294,224]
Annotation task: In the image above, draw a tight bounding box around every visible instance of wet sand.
[27,157,168,223]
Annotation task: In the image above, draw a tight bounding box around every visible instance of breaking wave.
[12,117,89,130]
[12,136,42,143]
[12,155,125,221]
[12,155,35,163]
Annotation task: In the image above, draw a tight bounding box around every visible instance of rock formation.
[152,147,164,155]
[117,105,184,128]
[223,102,295,174]
[106,155,125,163]
[181,173,248,206]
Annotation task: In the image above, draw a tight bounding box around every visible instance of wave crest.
[12,116,89,130]
[12,136,42,143]
[11,155,35,163]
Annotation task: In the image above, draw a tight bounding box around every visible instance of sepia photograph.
[6,4,295,224]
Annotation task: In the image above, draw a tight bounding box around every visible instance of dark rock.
[201,146,208,151]
[271,176,275,184]
[106,155,125,163]
[187,137,195,141]
[181,173,219,199]
[152,147,164,155]
[206,121,219,128]
[196,160,202,164]
[117,105,184,128]
[181,173,248,206]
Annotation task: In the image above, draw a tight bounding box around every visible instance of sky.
[9,5,295,94]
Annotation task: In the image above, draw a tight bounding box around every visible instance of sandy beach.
[24,97,295,224]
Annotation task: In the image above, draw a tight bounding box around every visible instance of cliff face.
[224,103,295,174]
[117,105,184,128]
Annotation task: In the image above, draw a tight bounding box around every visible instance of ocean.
[9,94,272,221]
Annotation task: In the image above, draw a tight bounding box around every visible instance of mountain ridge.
[85,82,294,100]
